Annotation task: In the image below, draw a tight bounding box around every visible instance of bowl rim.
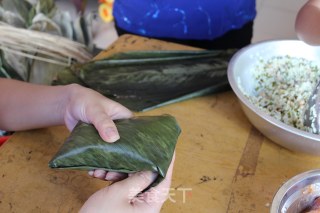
[270,169,320,213]
[227,39,320,143]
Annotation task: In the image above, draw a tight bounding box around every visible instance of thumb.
[91,114,120,143]
[115,171,158,199]
[95,102,132,143]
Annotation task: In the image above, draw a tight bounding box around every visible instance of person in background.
[112,1,257,49]
[0,78,174,213]
[295,0,320,45]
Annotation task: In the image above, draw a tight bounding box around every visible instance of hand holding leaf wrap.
[49,115,181,186]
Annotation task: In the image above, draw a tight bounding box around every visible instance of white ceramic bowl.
[227,40,320,155]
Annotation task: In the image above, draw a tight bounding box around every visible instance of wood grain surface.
[1,35,320,213]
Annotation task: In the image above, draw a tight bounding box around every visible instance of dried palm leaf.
[0,0,96,84]
[0,22,92,66]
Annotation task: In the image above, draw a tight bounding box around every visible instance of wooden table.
[1,35,320,213]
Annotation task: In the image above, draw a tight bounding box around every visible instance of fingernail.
[105,172,116,181]
[105,128,119,142]
[150,172,158,182]
[94,170,106,178]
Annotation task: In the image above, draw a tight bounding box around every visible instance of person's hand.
[88,170,128,182]
[80,154,175,213]
[295,0,320,45]
[64,84,132,142]
[0,80,132,134]
[63,84,133,180]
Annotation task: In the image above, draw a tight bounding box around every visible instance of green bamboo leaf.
[106,49,234,60]
[2,0,32,26]
[70,50,236,111]
[0,6,26,27]
[52,67,87,86]
[52,11,74,39]
[0,50,24,80]
[53,50,236,111]
[29,13,62,34]
[27,7,36,26]
[38,0,56,18]
[49,115,181,186]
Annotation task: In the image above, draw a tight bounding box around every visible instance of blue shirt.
[113,0,256,40]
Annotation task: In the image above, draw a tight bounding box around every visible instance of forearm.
[296,0,320,45]
[0,79,71,131]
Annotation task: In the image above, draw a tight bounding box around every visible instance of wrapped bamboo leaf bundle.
[49,115,181,186]
[0,50,23,80]
[53,49,236,111]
